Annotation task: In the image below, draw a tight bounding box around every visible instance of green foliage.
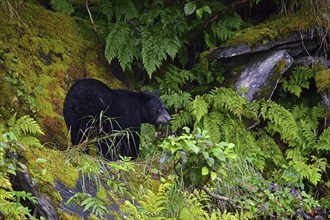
[50,0,74,15]
[280,66,314,97]
[102,2,190,77]
[123,182,248,219]
[260,100,300,145]
[48,0,249,77]
[206,12,246,47]
[160,127,236,187]
[0,115,42,219]
[66,192,109,218]
[168,85,328,187]
[105,23,139,71]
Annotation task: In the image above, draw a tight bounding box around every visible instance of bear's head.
[141,91,171,125]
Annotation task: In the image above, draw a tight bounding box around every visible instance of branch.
[202,185,240,209]
[85,0,97,32]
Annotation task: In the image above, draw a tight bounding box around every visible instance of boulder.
[235,50,293,101]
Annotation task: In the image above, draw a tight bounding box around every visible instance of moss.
[22,145,79,198]
[315,69,330,92]
[0,2,122,147]
[274,59,288,74]
[224,14,316,47]
[96,185,110,204]
[58,210,82,220]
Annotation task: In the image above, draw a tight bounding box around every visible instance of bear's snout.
[157,110,171,124]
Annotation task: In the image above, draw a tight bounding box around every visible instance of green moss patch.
[315,69,330,92]
[224,14,316,47]
[0,2,122,147]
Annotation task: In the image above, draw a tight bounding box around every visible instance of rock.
[235,50,293,101]
[211,31,312,58]
[55,176,121,220]
[16,163,59,219]
[292,56,329,68]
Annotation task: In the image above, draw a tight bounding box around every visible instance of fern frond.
[260,101,299,146]
[203,111,224,143]
[257,134,286,166]
[190,95,209,122]
[92,0,114,23]
[242,100,260,119]
[210,88,248,118]
[50,0,74,15]
[113,0,138,21]
[11,115,44,136]
[281,66,314,97]
[292,160,322,185]
[161,90,192,112]
[316,127,330,151]
[171,110,193,132]
[142,27,181,76]
[211,12,245,43]
[105,23,139,70]
[160,65,194,92]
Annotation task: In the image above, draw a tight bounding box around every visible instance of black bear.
[63,79,171,160]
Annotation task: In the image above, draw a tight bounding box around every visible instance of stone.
[211,32,312,58]
[235,50,294,101]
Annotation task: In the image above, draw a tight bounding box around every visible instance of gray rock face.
[212,32,312,58]
[235,50,294,101]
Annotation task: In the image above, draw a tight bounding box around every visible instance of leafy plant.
[280,66,314,97]
[160,127,236,187]
[66,192,109,218]
[0,114,43,219]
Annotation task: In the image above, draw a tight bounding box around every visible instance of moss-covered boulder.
[0,2,122,148]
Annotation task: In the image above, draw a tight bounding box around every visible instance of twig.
[202,185,240,209]
[85,0,97,32]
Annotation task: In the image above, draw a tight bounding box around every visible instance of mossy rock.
[17,144,124,219]
[315,69,330,92]
[0,2,122,148]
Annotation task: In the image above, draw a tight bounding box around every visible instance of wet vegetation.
[0,0,329,219]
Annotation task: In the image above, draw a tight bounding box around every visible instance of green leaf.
[206,157,214,167]
[202,166,209,176]
[184,2,196,15]
[211,171,217,181]
[42,169,47,176]
[36,158,48,163]
[185,141,199,154]
[211,148,226,161]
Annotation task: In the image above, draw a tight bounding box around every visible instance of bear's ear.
[140,91,154,102]
[154,89,160,96]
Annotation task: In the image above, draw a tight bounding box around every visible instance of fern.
[159,65,194,92]
[190,95,209,122]
[203,111,224,143]
[112,0,138,21]
[210,87,248,119]
[0,115,41,219]
[105,23,140,70]
[141,27,181,77]
[50,0,74,15]
[12,115,44,136]
[211,12,245,43]
[171,110,193,132]
[260,101,299,146]
[316,127,330,152]
[160,90,192,112]
[285,149,325,185]
[281,66,314,97]
[205,12,246,48]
